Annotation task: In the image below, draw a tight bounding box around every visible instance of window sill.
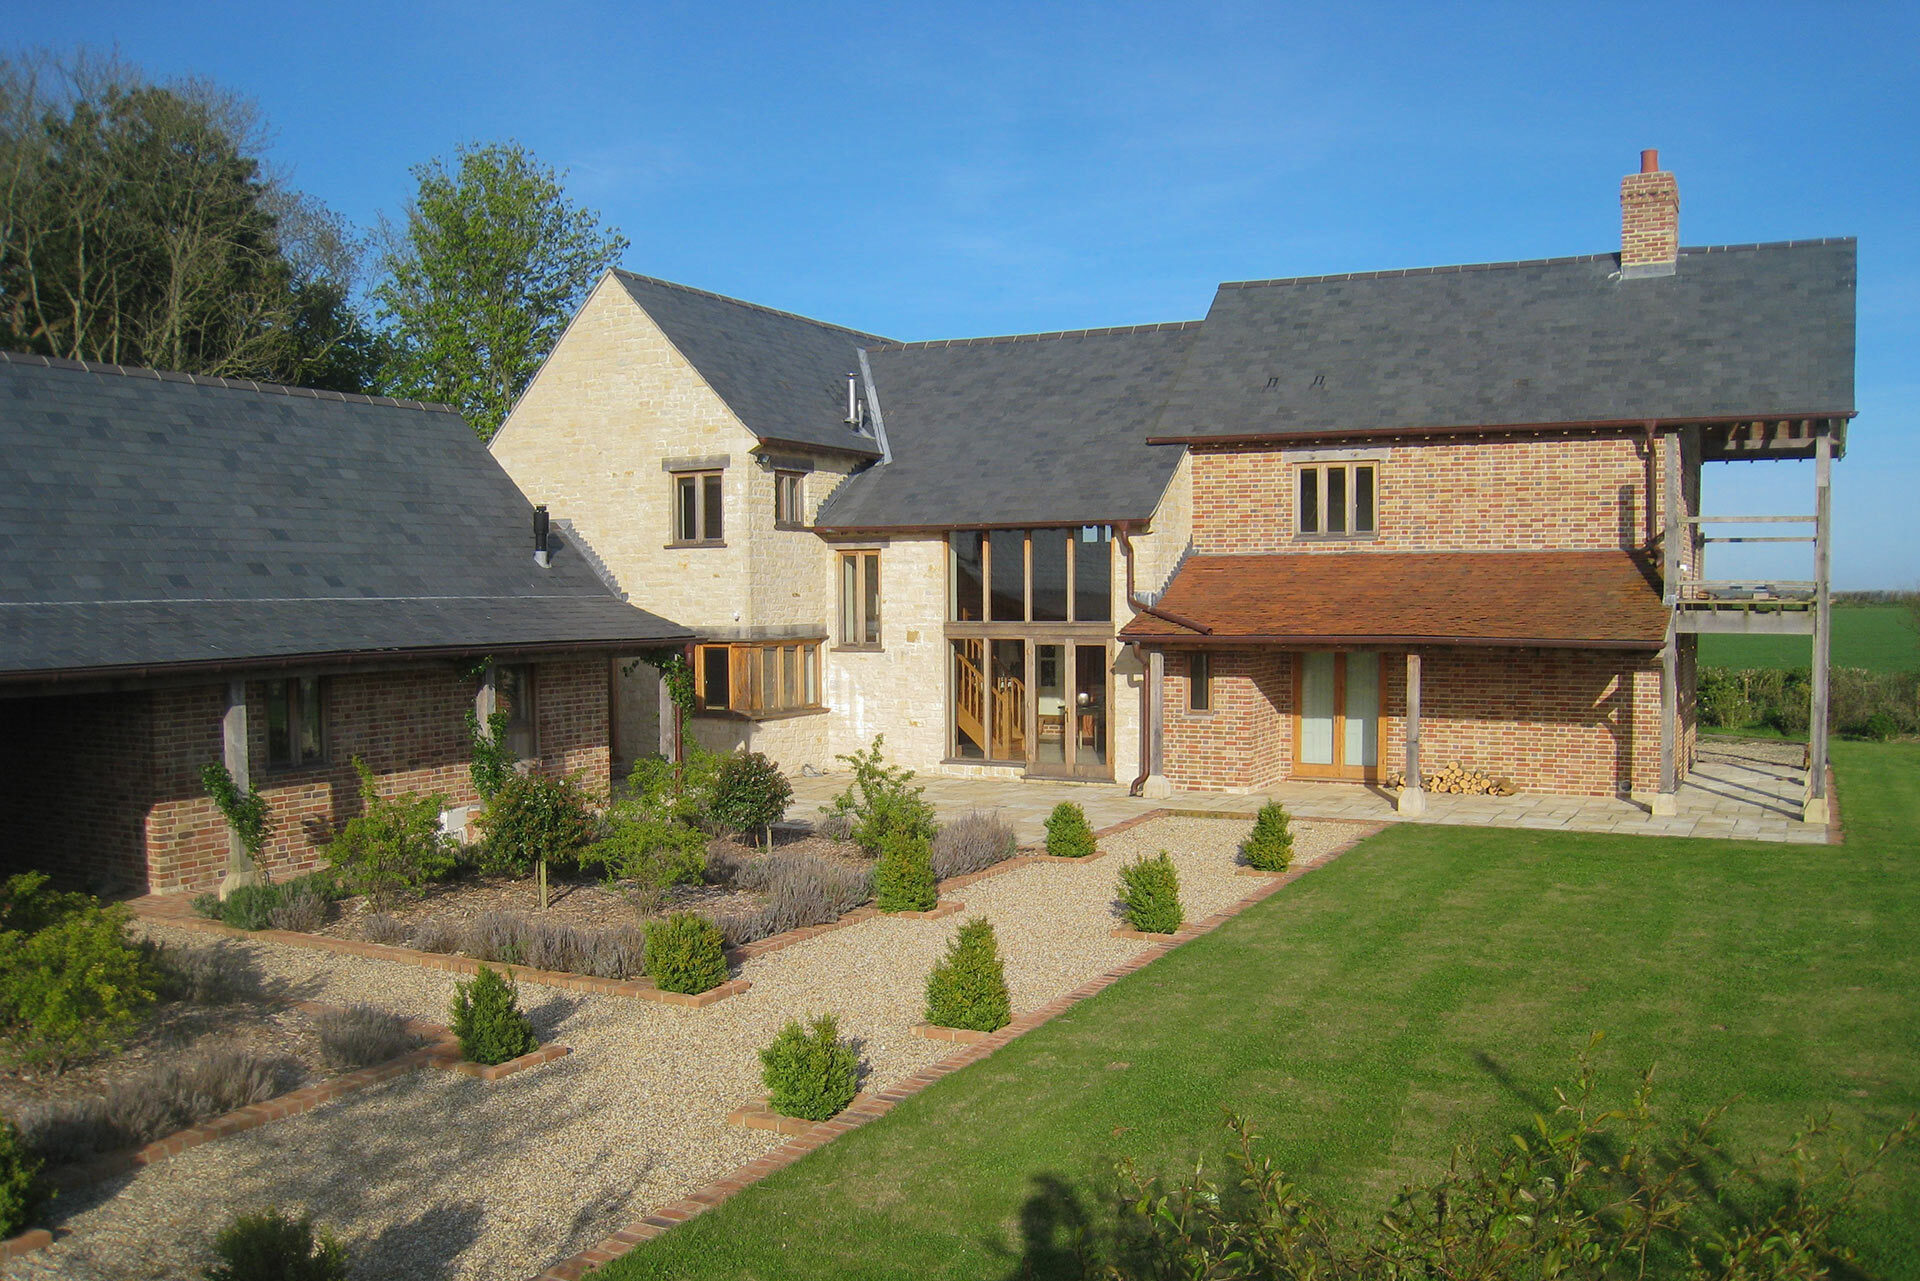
[692,705,828,723]
[1294,532,1380,543]
[940,757,1024,769]
[831,644,884,654]
[773,521,809,533]
[665,539,727,550]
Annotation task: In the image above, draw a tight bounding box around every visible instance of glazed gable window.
[1297,462,1376,537]
[946,527,1114,622]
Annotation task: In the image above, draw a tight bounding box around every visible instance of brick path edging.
[1,1227,54,1264]
[129,906,752,1009]
[525,817,1384,1281]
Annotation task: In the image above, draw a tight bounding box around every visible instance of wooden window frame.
[1296,462,1378,539]
[1187,651,1211,713]
[264,676,327,769]
[670,470,725,546]
[692,642,824,718]
[774,470,806,529]
[837,550,882,650]
[497,663,538,760]
[947,527,1113,624]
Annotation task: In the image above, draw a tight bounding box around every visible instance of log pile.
[1386,764,1517,796]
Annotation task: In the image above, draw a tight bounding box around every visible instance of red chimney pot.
[1640,148,1660,173]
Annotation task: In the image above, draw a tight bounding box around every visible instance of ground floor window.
[265,676,325,768]
[951,636,1110,776]
[496,664,538,758]
[1294,651,1380,779]
[1187,652,1211,712]
[694,642,822,715]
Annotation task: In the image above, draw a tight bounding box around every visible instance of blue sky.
[16,1,1919,587]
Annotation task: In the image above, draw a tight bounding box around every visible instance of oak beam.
[219,679,261,896]
[1397,651,1425,817]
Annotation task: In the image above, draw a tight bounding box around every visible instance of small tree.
[710,751,793,852]
[759,1014,861,1121]
[204,1206,348,1281]
[473,770,598,910]
[822,736,937,857]
[874,827,937,913]
[1117,852,1183,935]
[1044,801,1096,859]
[201,760,271,873]
[449,964,537,1065]
[1241,802,1295,872]
[325,758,455,910]
[925,917,1011,1033]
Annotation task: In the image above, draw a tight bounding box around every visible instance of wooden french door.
[1029,641,1111,779]
[1293,651,1383,781]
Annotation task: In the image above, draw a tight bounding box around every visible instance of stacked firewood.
[1385,764,1517,796]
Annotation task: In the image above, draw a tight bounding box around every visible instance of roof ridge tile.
[866,319,1203,353]
[1220,238,1855,291]
[0,349,462,414]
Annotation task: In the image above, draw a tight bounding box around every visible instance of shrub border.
[526,814,1384,1281]
[127,903,751,1008]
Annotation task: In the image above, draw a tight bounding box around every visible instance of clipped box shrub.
[710,751,794,850]
[0,1114,45,1239]
[874,828,936,913]
[759,1014,861,1122]
[1044,802,1096,859]
[205,1206,348,1281]
[925,917,1011,1033]
[931,811,1017,880]
[449,964,537,1066]
[1117,852,1183,935]
[1241,802,1295,872]
[645,912,728,994]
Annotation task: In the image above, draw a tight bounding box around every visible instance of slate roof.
[1154,239,1857,441]
[612,270,891,457]
[1117,551,1667,648]
[813,323,1201,530]
[0,353,690,681]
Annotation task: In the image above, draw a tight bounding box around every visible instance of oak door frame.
[1290,650,1388,782]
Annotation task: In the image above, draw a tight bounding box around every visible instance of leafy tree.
[373,141,627,439]
[0,49,376,389]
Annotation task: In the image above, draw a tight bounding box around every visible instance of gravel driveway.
[10,816,1361,1281]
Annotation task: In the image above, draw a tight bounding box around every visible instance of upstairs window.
[947,527,1114,623]
[774,471,805,528]
[1297,462,1376,537]
[265,677,326,768]
[673,471,724,543]
[838,550,881,648]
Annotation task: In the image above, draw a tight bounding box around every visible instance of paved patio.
[784,737,1831,846]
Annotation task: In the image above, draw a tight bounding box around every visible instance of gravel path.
[10,816,1363,1281]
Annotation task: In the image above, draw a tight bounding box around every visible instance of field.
[1700,603,1917,672]
[603,740,1920,1281]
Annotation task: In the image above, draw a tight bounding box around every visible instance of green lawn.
[1700,603,1918,672]
[605,741,1920,1281]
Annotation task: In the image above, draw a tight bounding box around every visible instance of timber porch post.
[1806,428,1833,824]
[1652,428,1681,817]
[1397,651,1424,816]
[218,679,261,896]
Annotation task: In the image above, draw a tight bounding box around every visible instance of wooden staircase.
[955,639,1024,756]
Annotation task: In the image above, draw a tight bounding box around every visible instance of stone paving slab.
[786,738,1828,845]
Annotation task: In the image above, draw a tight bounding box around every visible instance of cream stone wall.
[824,534,951,771]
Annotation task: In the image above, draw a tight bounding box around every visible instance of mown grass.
[1701,603,1918,673]
[603,740,1920,1281]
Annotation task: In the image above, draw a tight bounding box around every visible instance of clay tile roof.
[1119,551,1667,649]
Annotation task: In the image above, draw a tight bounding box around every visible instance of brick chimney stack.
[1620,148,1679,277]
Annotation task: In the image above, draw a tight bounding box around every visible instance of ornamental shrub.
[0,872,160,1073]
[924,917,1011,1033]
[759,1014,861,1122]
[644,912,728,994]
[0,1114,44,1239]
[930,811,1018,880]
[1863,710,1898,742]
[326,757,456,909]
[874,827,936,913]
[199,760,271,866]
[204,1206,348,1281]
[1240,802,1295,872]
[213,882,281,931]
[710,751,794,849]
[579,813,708,888]
[626,746,722,827]
[1044,801,1096,859]
[822,736,937,856]
[1117,852,1183,935]
[449,964,537,1066]
[473,769,598,878]
[314,1004,422,1071]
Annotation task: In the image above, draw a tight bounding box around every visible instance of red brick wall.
[0,692,155,894]
[1190,433,1677,556]
[1162,645,1666,798]
[0,655,611,897]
